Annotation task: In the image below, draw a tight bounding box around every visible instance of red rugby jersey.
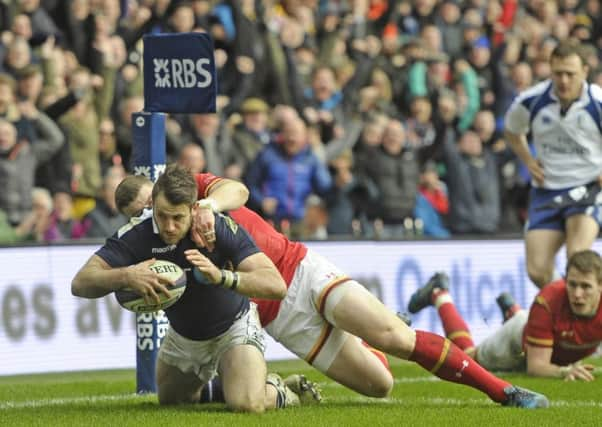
[523,279,602,366]
[195,173,308,326]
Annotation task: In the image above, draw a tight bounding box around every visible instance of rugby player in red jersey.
[116,172,549,408]
[409,249,601,381]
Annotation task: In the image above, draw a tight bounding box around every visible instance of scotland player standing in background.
[505,39,602,288]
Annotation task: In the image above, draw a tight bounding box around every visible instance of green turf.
[1,358,601,426]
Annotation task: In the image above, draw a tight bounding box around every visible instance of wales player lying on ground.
[408,249,602,381]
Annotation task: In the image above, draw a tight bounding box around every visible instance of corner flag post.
[134,32,217,394]
[131,111,167,394]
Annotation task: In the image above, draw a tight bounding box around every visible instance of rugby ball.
[115,260,187,313]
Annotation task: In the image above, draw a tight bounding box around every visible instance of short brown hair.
[566,250,602,282]
[115,175,152,215]
[152,164,196,207]
[550,39,588,67]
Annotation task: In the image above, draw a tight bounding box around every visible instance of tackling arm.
[201,178,249,212]
[192,177,249,249]
[525,344,595,381]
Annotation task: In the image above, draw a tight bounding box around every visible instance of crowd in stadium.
[0,0,601,244]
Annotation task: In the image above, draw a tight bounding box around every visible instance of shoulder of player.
[116,214,153,239]
[196,172,222,197]
[512,80,552,105]
[214,212,240,236]
[589,82,602,102]
[534,280,567,310]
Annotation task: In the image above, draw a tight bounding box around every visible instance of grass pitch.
[1,358,601,426]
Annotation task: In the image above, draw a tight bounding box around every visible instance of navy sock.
[199,377,225,403]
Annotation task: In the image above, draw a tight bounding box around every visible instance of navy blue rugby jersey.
[96,212,259,340]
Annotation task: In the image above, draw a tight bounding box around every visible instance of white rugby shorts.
[158,303,265,383]
[265,249,358,372]
[475,310,528,372]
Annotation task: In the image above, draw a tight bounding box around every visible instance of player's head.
[565,250,602,317]
[115,175,153,218]
[549,39,589,105]
[152,164,196,244]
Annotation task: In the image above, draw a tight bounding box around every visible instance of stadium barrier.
[0,238,585,377]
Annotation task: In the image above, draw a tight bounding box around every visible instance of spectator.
[43,191,87,241]
[405,95,437,165]
[303,65,346,143]
[324,149,360,236]
[356,120,419,239]
[300,194,329,240]
[181,113,232,177]
[443,131,500,234]
[98,118,121,178]
[436,0,464,59]
[245,118,332,237]
[177,143,206,175]
[0,116,63,226]
[83,167,127,238]
[18,0,61,40]
[60,63,117,218]
[230,97,271,177]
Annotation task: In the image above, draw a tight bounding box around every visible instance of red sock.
[361,340,390,371]
[409,330,510,403]
[432,291,475,352]
[503,304,521,322]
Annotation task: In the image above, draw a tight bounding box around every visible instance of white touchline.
[0,393,151,410]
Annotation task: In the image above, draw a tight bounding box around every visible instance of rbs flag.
[143,32,217,113]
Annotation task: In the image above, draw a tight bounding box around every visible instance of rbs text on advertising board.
[143,32,217,114]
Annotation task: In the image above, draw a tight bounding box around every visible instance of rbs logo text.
[153,58,212,89]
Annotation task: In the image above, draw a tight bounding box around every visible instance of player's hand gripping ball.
[115,260,186,313]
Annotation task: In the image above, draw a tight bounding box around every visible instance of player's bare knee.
[228,396,265,413]
[526,265,550,288]
[370,372,394,398]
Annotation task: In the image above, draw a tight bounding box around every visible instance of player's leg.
[408,273,475,354]
[524,189,567,288]
[525,229,564,288]
[322,333,394,397]
[218,344,270,413]
[565,214,599,258]
[156,358,204,404]
[327,282,547,406]
[473,310,529,372]
[155,327,209,405]
[216,303,301,411]
[496,292,522,322]
[264,257,393,398]
[199,377,225,403]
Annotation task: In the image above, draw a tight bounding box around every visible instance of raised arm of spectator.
[408,61,428,99]
[28,110,65,164]
[456,61,480,131]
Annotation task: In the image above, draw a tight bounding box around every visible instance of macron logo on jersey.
[153,58,213,89]
[152,244,177,254]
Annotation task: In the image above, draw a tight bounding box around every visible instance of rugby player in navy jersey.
[71,164,300,412]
